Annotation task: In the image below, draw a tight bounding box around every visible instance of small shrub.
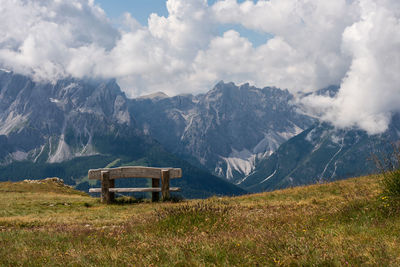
[381,170,400,197]
[83,202,92,208]
[373,143,400,212]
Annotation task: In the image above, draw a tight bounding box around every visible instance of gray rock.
[130,81,315,183]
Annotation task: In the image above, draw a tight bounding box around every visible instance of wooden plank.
[109,178,115,202]
[88,166,182,180]
[169,168,182,178]
[101,171,112,204]
[152,178,160,202]
[161,170,170,200]
[89,187,181,193]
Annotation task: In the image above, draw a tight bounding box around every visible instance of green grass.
[1,175,399,266]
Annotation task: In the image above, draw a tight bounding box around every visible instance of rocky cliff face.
[0,70,134,164]
[130,81,314,184]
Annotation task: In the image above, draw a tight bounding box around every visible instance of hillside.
[241,116,400,192]
[1,176,399,266]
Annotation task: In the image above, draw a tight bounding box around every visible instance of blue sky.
[95,0,168,25]
[95,0,269,47]
[95,0,249,22]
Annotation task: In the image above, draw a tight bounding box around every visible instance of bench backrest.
[88,166,182,180]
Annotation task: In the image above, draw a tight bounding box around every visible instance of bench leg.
[109,178,115,202]
[161,170,170,200]
[152,178,160,202]
[101,171,112,204]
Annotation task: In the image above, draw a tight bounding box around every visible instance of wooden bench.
[88,166,182,204]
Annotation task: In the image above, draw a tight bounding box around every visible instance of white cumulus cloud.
[302,0,400,134]
[0,0,399,134]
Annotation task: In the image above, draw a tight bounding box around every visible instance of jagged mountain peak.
[130,81,315,183]
[0,71,135,164]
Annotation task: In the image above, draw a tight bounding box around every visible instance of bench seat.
[89,187,181,193]
[88,166,182,203]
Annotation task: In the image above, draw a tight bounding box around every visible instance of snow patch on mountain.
[220,148,257,180]
[0,112,29,135]
[47,135,98,163]
[260,169,277,184]
[180,109,198,140]
[213,125,309,181]
[230,127,304,183]
[49,98,61,104]
[33,144,46,162]
[253,127,304,155]
[114,109,130,125]
[320,139,344,181]
[48,135,72,163]
[77,143,97,157]
[253,132,285,155]
[62,83,78,92]
[252,134,278,155]
[11,150,28,161]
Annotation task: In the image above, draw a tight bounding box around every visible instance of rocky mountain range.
[0,69,397,195]
[130,82,399,192]
[0,70,245,198]
[0,70,132,164]
[130,81,314,184]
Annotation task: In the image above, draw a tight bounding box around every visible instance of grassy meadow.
[0,175,399,266]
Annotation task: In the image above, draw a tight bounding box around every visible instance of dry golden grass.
[1,175,399,266]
